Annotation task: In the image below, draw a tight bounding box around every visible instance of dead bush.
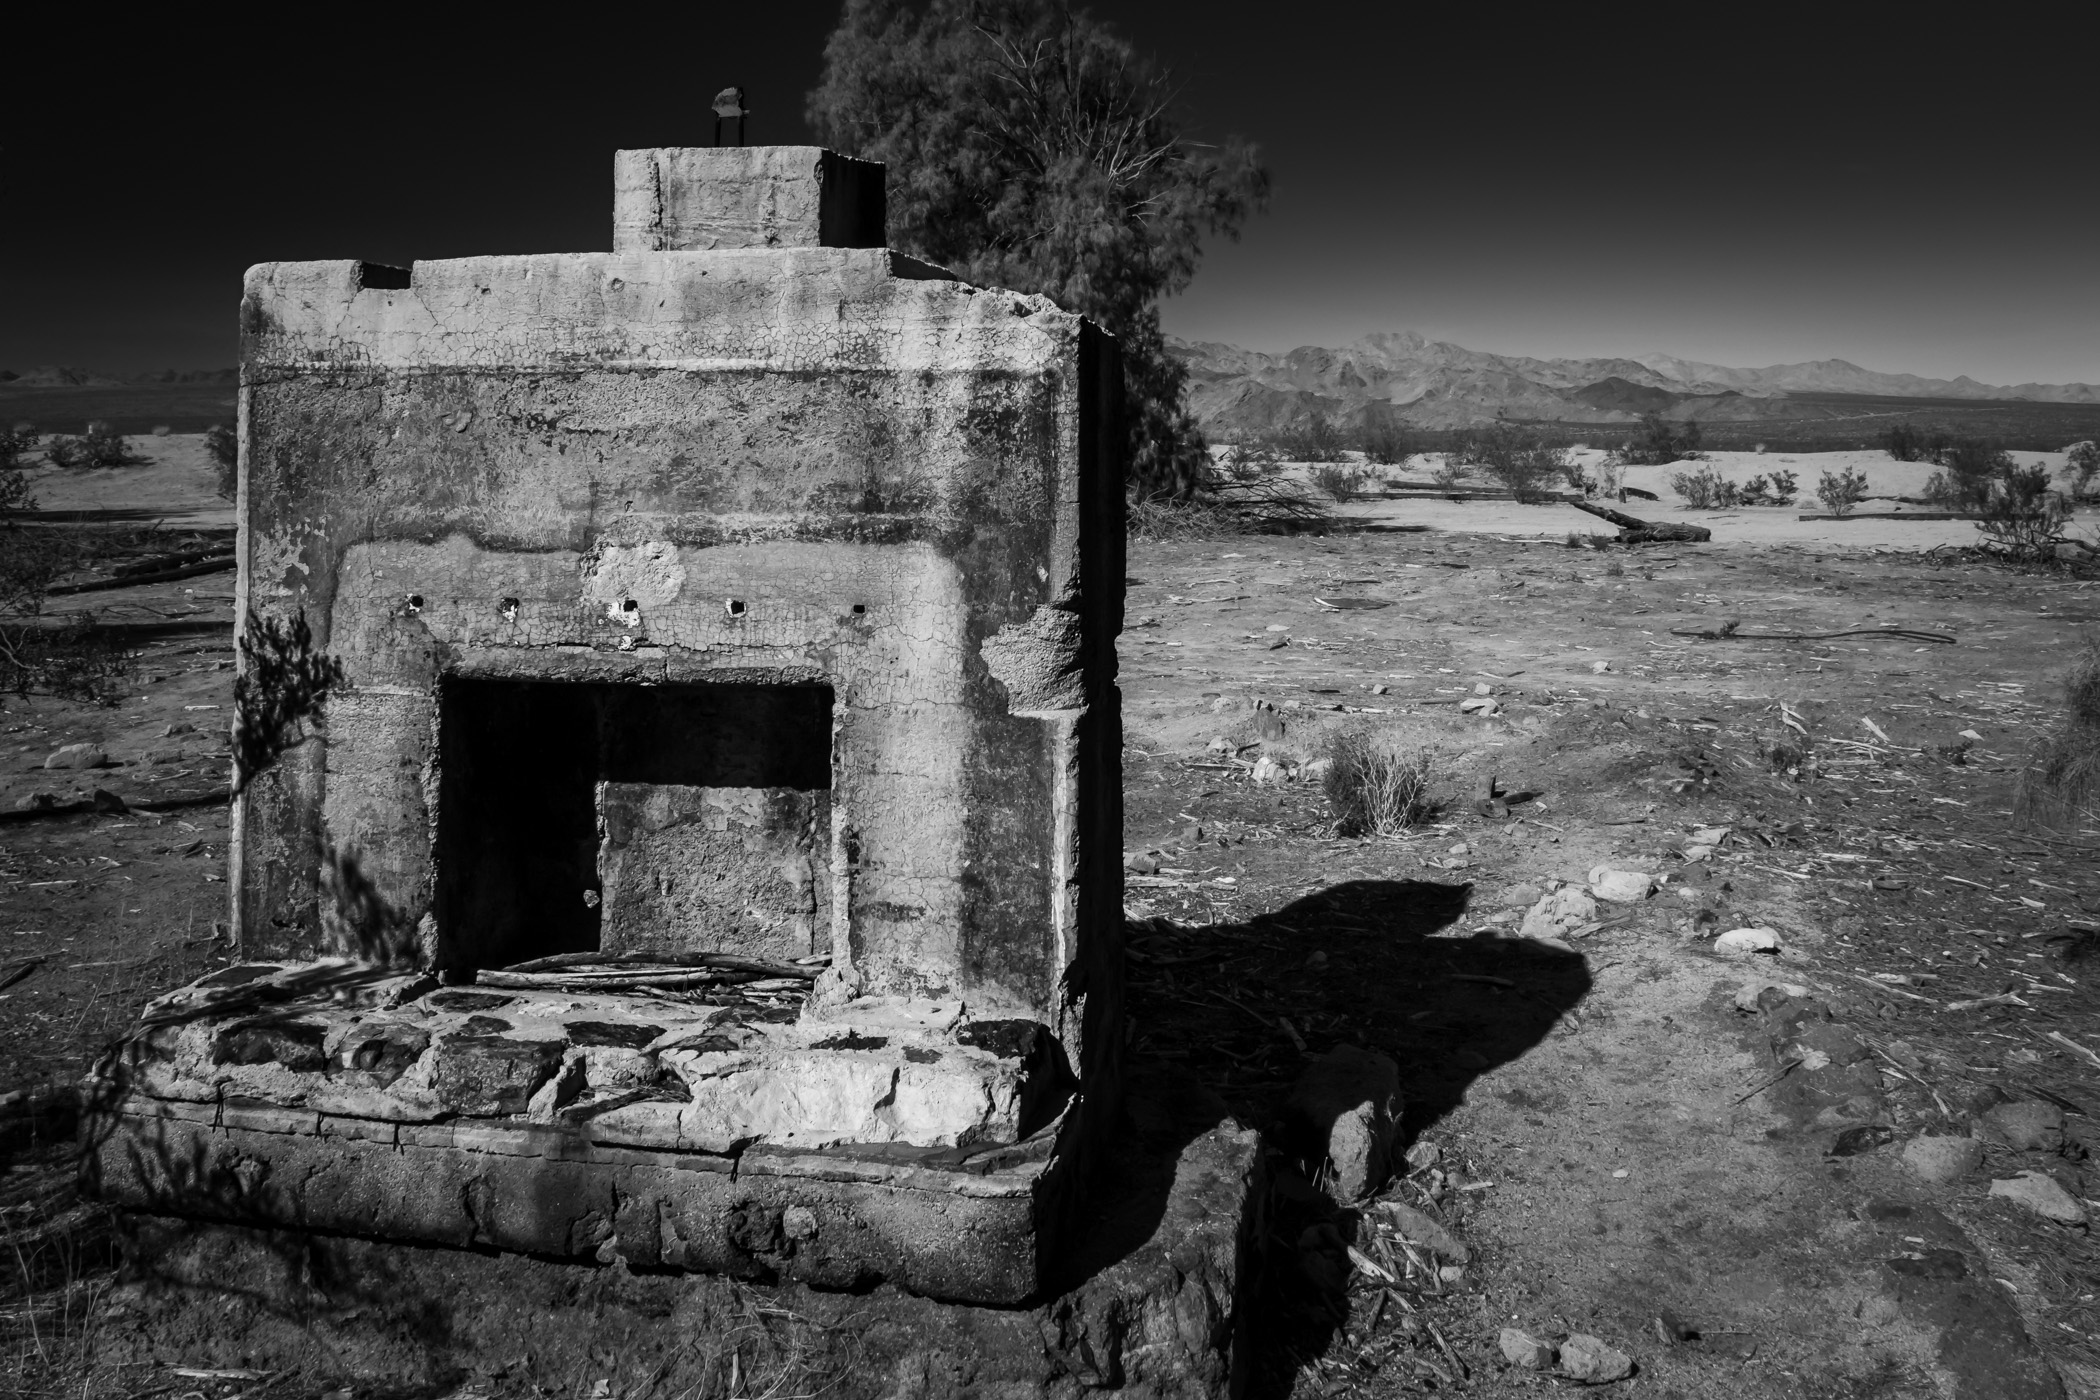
[2015,639,2100,832]
[1976,462,2073,560]
[1325,729,1436,836]
[1128,478,1328,540]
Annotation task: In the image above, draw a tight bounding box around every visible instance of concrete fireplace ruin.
[87,145,1126,1305]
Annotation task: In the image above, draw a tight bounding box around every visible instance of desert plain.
[3,433,2100,1398]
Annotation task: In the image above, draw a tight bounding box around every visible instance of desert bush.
[0,424,38,474]
[1325,728,1436,836]
[2068,440,2100,501]
[1455,423,1566,503]
[1670,465,1739,509]
[44,421,133,470]
[1359,418,1415,466]
[1924,436,2014,512]
[1309,463,1367,502]
[1975,462,2072,559]
[1882,423,1937,462]
[1620,413,1703,466]
[2015,638,2100,831]
[1735,469,1798,505]
[205,423,238,500]
[1276,411,1347,463]
[1813,467,1867,516]
[1431,452,1471,491]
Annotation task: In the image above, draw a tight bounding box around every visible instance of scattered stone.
[1124,853,1160,875]
[1733,981,1810,1012]
[1990,1171,2087,1225]
[1379,1201,1467,1262]
[1590,660,1613,674]
[44,743,109,770]
[14,792,59,811]
[1300,757,1332,781]
[1714,927,1782,956]
[1558,1333,1634,1383]
[1829,1124,1894,1157]
[1521,885,1598,941]
[1265,636,1288,650]
[1499,1328,1557,1370]
[1458,695,1501,715]
[161,721,196,737]
[1209,696,1234,713]
[1250,755,1294,784]
[1404,1140,1441,1173]
[1205,736,1233,756]
[1902,1134,1984,1184]
[1588,866,1654,904]
[1283,1045,1401,1202]
[1981,1101,2066,1153]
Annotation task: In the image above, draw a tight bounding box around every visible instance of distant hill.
[0,367,238,435]
[1172,332,2100,435]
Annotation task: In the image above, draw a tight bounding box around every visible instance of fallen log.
[1568,499,1710,543]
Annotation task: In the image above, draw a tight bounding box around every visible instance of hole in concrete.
[725,598,747,617]
[499,597,520,622]
[355,261,413,290]
[435,679,835,976]
[406,594,424,614]
[851,604,866,614]
[621,598,640,614]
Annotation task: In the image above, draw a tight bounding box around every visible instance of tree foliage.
[805,0,1269,498]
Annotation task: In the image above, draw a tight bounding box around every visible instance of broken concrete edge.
[103,1094,1260,1396]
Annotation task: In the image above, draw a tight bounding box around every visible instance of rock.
[1283,1045,1401,1202]
[1714,927,1782,956]
[1903,1134,1984,1184]
[14,792,59,812]
[1459,695,1501,715]
[1588,866,1654,903]
[1590,660,1614,674]
[1250,755,1294,784]
[1300,757,1332,781]
[1733,981,1811,1012]
[1521,885,1597,941]
[1558,1333,1634,1383]
[1205,736,1233,756]
[44,743,109,770]
[1990,1171,2087,1224]
[1500,1328,1557,1369]
[1380,1202,1467,1262]
[1981,1101,2066,1153]
[1123,852,1160,874]
[1501,883,1543,909]
[1209,696,1234,713]
[161,721,195,737]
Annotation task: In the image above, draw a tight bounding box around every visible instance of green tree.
[806,0,1269,498]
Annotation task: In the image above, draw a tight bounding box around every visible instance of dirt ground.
[5,437,2100,1398]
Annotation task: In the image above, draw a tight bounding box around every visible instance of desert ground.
[5,434,2100,1398]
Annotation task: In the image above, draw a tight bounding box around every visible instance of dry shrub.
[1308,463,1367,502]
[2016,639,2100,832]
[1128,478,1328,539]
[1325,729,1436,836]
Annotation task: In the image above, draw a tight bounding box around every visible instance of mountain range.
[1171,332,2100,433]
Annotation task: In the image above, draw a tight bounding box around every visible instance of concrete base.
[99,1065,1259,1399]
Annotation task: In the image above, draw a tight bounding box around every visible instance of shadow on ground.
[1123,877,1594,1396]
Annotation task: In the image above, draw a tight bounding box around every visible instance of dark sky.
[6,6,2093,384]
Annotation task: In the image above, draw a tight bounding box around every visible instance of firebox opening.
[435,678,835,977]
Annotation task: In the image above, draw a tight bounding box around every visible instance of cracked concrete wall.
[234,239,1123,1043]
